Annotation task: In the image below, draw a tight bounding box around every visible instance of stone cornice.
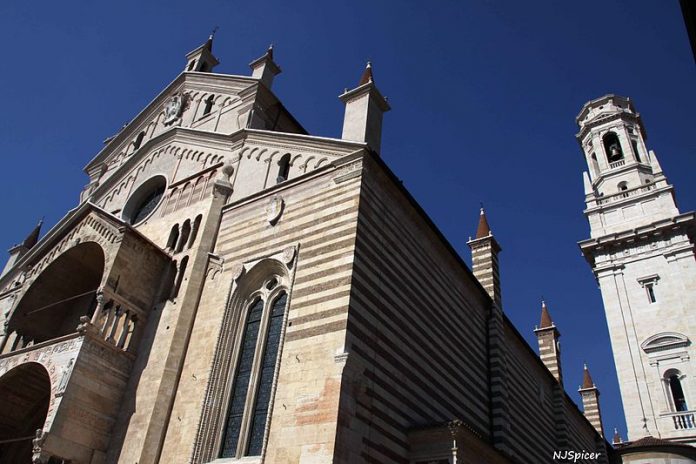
[583,183,672,214]
[578,212,696,254]
[575,111,642,140]
[88,129,363,207]
[244,128,366,153]
[220,149,366,215]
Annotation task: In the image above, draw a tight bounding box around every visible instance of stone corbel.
[206,254,225,281]
[76,315,100,337]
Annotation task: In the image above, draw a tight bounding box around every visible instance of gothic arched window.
[171,256,188,299]
[177,219,191,253]
[133,131,145,151]
[166,224,180,250]
[191,256,294,464]
[188,214,202,248]
[276,154,291,184]
[218,278,289,459]
[203,95,215,116]
[603,132,624,163]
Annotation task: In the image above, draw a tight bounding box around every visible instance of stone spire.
[339,62,391,155]
[612,428,622,444]
[22,218,43,250]
[249,44,281,89]
[359,61,374,85]
[534,300,563,384]
[475,207,491,238]
[539,299,553,328]
[467,207,502,307]
[185,34,220,73]
[579,363,604,437]
[1,218,43,278]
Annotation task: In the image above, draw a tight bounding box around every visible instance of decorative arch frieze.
[96,141,224,214]
[24,215,119,284]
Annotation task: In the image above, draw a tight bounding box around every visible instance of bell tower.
[577,95,696,444]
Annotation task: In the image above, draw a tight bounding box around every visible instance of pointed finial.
[539,300,554,328]
[267,43,274,60]
[210,25,219,40]
[612,428,622,444]
[359,61,374,86]
[475,206,491,238]
[582,363,595,389]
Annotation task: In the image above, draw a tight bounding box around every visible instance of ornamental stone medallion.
[266,194,284,225]
[163,93,184,125]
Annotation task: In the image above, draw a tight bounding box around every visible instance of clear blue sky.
[0,0,693,441]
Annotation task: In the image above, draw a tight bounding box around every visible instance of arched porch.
[0,362,51,463]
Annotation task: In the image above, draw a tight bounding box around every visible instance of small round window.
[122,175,167,225]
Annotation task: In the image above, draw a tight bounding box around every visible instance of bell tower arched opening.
[0,362,51,462]
[603,132,624,163]
[9,242,105,346]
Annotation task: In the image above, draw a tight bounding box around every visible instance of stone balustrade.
[669,411,696,430]
[596,183,657,205]
[1,287,148,356]
[87,289,146,353]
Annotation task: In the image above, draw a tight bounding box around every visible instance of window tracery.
[191,254,295,463]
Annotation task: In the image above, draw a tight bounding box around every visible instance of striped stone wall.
[158,158,363,462]
[536,327,563,383]
[580,388,604,437]
[469,238,501,306]
[502,321,559,462]
[335,155,493,462]
[333,154,608,463]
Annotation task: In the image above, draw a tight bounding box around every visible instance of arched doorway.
[9,242,105,346]
[0,362,51,463]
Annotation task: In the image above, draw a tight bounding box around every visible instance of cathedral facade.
[0,39,617,463]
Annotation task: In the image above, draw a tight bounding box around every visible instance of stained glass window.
[219,298,264,458]
[246,292,287,455]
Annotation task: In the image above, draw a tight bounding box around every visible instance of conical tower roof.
[582,363,595,389]
[539,300,554,328]
[359,61,374,86]
[22,218,43,250]
[475,207,491,238]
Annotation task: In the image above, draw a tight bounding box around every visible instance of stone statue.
[57,358,74,393]
[32,428,46,464]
